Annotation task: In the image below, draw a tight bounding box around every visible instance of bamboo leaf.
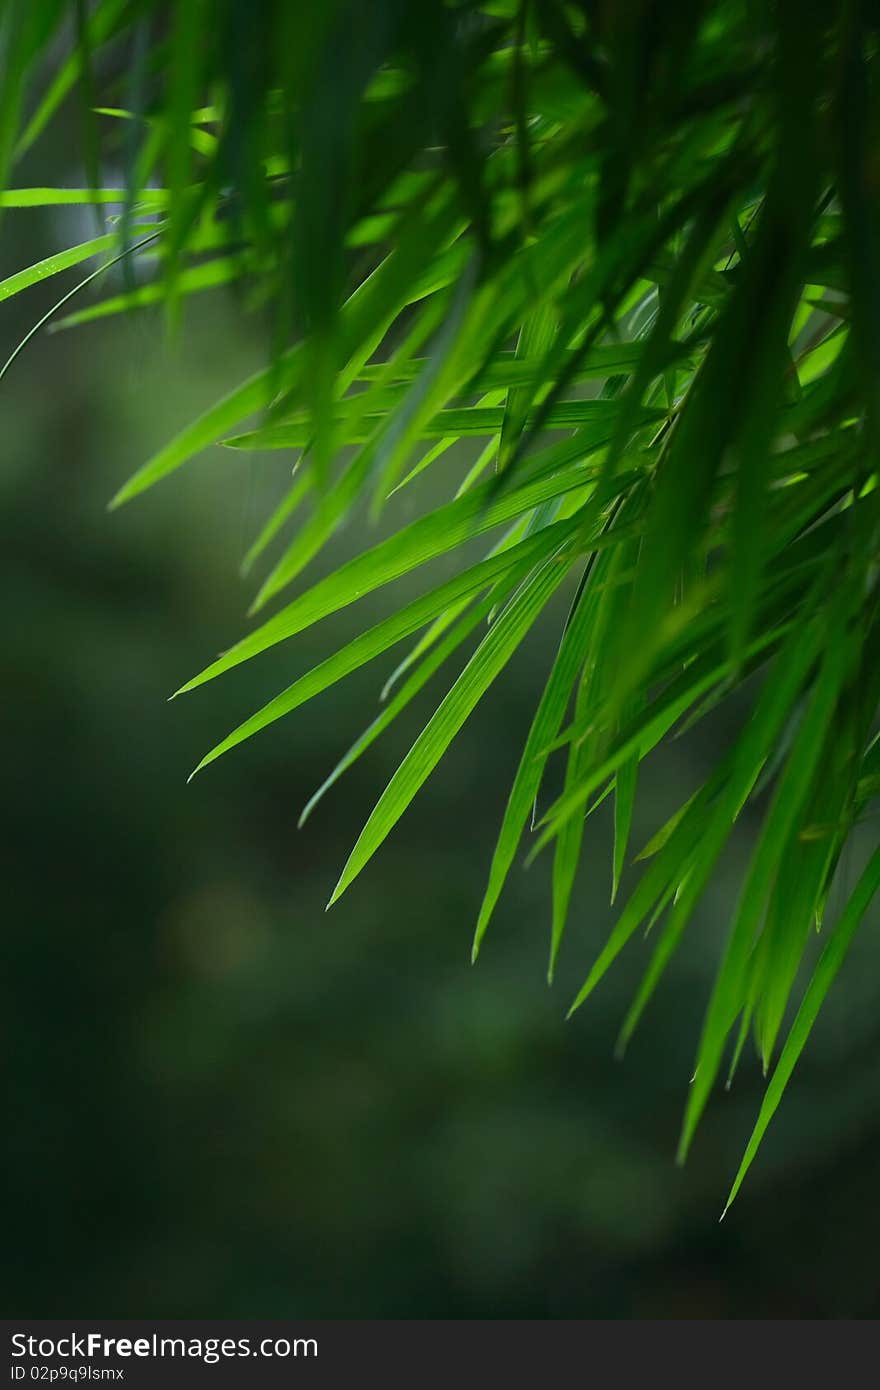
[679,612,853,1161]
[0,231,121,302]
[724,846,880,1215]
[329,544,576,906]
[190,518,577,776]
[472,555,597,965]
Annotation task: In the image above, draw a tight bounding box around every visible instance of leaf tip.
[326,873,347,910]
[675,1117,697,1167]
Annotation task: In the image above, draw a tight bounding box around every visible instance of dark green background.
[3,150,880,1320]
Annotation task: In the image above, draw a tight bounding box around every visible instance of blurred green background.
[4,137,880,1321]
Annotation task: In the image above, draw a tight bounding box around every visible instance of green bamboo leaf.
[679,613,853,1161]
[612,750,638,904]
[754,830,835,1070]
[566,598,822,1021]
[535,629,736,850]
[636,788,700,861]
[614,863,707,1057]
[246,302,465,610]
[724,1003,754,1092]
[471,556,598,965]
[299,585,508,828]
[354,341,691,394]
[3,0,878,1195]
[189,518,576,776]
[389,427,500,499]
[0,231,120,302]
[174,449,641,697]
[567,767,725,1018]
[602,194,733,484]
[0,187,168,208]
[52,253,248,329]
[240,471,312,578]
[724,845,880,1215]
[833,6,880,450]
[0,3,46,194]
[249,410,633,616]
[498,302,558,471]
[549,521,639,972]
[110,214,466,507]
[0,225,163,387]
[618,607,828,1050]
[224,400,664,449]
[379,512,554,703]
[15,0,130,157]
[109,344,299,509]
[379,594,481,702]
[328,544,577,907]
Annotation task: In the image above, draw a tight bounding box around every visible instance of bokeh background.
[4,121,880,1320]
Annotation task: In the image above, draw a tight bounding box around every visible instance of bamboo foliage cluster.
[2,0,880,1206]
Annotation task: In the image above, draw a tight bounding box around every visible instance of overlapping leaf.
[3,0,880,1206]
